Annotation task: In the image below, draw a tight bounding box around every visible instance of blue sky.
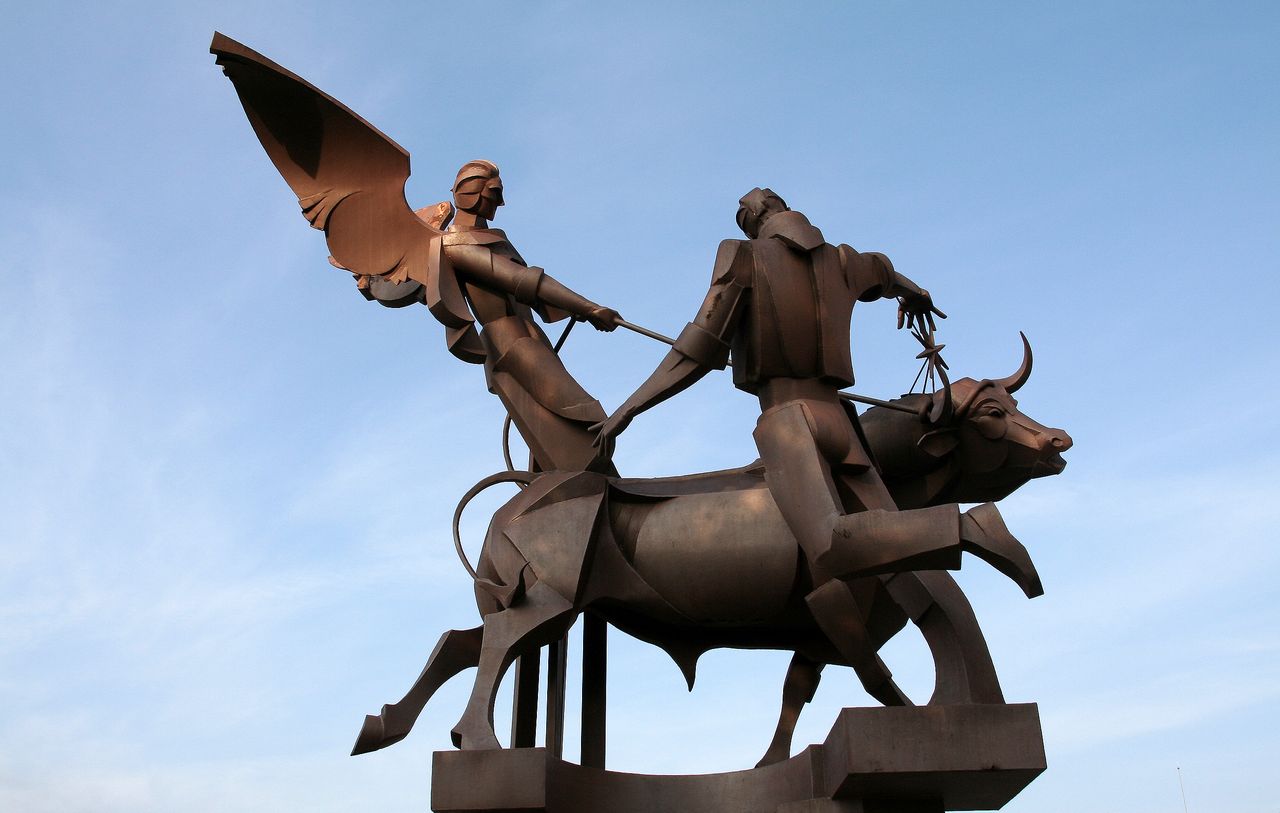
[1,2,1277,811]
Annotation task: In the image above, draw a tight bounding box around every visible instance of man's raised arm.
[592,239,751,450]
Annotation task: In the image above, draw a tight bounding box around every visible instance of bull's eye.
[972,410,1007,440]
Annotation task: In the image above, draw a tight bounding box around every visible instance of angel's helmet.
[453,160,505,220]
[735,187,788,239]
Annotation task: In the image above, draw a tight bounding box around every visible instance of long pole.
[1177,766,1189,813]
[615,318,920,415]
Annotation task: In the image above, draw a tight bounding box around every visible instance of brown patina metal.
[212,32,1072,813]
[352,343,1067,757]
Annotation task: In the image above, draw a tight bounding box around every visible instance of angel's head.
[453,160,504,221]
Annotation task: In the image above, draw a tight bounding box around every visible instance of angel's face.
[455,173,505,220]
[477,177,504,220]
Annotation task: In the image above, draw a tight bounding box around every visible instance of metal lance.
[614,317,920,414]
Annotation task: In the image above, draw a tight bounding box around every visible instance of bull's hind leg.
[351,626,483,755]
[757,653,826,767]
[450,582,576,750]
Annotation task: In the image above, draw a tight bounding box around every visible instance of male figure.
[595,189,1024,700]
[365,160,620,473]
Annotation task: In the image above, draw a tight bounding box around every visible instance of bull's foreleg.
[450,581,576,750]
[806,579,912,707]
[757,653,826,767]
[883,571,1005,705]
[351,625,483,755]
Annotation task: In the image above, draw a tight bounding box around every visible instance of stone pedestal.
[431,703,1045,813]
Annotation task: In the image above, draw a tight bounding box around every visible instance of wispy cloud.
[3,5,1279,813]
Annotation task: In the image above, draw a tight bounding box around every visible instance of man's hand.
[591,408,634,455]
[897,290,947,333]
[587,306,621,331]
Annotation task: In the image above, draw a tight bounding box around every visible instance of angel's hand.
[587,306,621,332]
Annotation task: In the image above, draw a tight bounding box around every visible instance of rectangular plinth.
[821,703,1045,809]
[433,748,551,812]
[431,704,1045,813]
[432,746,820,813]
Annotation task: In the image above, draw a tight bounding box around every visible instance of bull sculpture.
[352,336,1071,763]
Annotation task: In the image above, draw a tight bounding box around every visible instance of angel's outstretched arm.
[445,244,620,331]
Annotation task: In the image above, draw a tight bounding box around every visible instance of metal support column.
[545,635,568,757]
[580,612,607,768]
[510,650,541,748]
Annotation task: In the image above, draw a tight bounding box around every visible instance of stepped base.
[431,703,1045,813]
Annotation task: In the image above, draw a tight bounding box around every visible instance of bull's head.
[917,333,1071,502]
[863,334,1072,508]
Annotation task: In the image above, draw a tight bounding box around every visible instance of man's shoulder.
[711,238,753,286]
[758,210,825,252]
[714,237,749,257]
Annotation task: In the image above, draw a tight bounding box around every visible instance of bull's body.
[353,351,1071,762]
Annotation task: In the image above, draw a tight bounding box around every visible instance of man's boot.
[961,503,1043,598]
[821,505,963,578]
[821,503,1042,597]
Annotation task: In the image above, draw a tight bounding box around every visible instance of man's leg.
[753,402,845,577]
[755,402,965,580]
[753,402,908,705]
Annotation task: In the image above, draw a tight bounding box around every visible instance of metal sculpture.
[212,31,1072,813]
[353,344,1067,756]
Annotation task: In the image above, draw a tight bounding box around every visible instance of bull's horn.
[995,332,1034,394]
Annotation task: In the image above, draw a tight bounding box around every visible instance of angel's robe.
[363,224,612,474]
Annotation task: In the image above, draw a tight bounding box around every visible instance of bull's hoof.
[961,503,1044,598]
[450,721,502,751]
[351,710,408,755]
[755,739,792,768]
[351,714,384,755]
[867,675,912,707]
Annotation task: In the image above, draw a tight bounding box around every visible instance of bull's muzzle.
[1035,429,1072,475]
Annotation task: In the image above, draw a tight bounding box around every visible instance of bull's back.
[609,485,798,623]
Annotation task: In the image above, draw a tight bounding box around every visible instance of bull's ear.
[918,428,959,458]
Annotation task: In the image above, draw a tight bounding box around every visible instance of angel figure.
[212,34,620,473]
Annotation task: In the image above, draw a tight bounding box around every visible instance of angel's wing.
[211,33,483,360]
[211,33,429,274]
